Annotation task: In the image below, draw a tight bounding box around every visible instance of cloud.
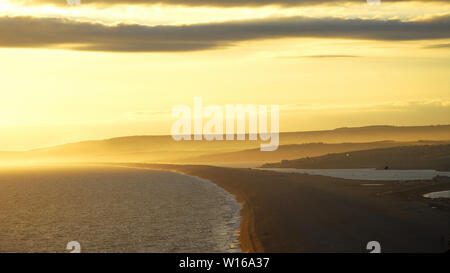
[280,54,361,58]
[279,100,450,131]
[281,100,450,113]
[423,43,450,49]
[25,0,450,8]
[0,14,449,52]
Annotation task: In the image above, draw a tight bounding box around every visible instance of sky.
[0,0,449,150]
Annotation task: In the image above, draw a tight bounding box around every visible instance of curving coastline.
[115,163,450,253]
[113,163,263,252]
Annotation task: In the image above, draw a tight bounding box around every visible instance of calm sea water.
[259,168,450,181]
[0,166,241,253]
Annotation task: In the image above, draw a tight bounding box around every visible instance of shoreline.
[99,163,245,252]
[111,163,263,252]
[113,163,450,253]
[166,169,262,252]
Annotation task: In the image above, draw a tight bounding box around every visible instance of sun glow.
[0,0,449,150]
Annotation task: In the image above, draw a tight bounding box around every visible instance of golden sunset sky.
[0,0,449,150]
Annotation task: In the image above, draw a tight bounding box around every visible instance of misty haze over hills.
[263,144,450,171]
[185,140,450,164]
[0,125,449,166]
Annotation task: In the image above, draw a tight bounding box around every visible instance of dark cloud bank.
[0,15,449,52]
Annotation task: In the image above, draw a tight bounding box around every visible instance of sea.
[0,166,241,253]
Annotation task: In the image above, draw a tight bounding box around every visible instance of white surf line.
[101,163,243,252]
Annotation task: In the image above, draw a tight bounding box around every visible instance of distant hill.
[262,144,450,171]
[1,124,449,165]
[279,125,450,143]
[184,140,450,164]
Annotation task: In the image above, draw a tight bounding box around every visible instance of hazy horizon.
[1,124,449,168]
[0,0,449,150]
[0,123,449,152]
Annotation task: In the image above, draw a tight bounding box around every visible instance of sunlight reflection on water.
[0,166,241,253]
